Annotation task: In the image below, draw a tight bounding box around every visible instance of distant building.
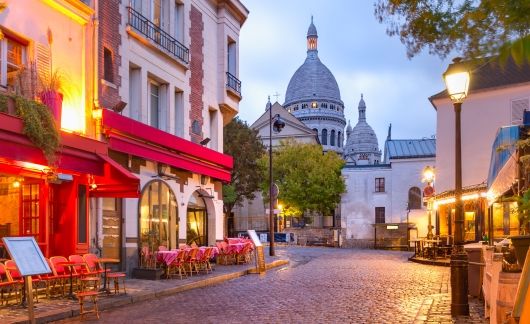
[341,99,435,248]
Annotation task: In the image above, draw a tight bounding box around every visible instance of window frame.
[375,207,385,224]
[375,177,385,193]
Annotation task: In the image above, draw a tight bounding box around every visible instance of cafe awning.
[90,154,140,198]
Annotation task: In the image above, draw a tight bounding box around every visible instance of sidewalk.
[415,272,487,323]
[0,256,288,324]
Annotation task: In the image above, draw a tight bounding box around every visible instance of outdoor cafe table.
[423,239,442,259]
[96,258,120,294]
[57,261,85,300]
[156,247,219,267]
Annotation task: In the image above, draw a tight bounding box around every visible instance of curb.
[11,259,289,324]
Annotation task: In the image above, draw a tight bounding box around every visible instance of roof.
[430,56,530,102]
[384,139,436,160]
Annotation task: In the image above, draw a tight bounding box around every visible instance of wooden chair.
[68,255,98,277]
[198,247,213,274]
[76,290,99,320]
[5,260,40,303]
[50,256,79,293]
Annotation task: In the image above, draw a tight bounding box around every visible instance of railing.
[226,72,241,95]
[127,6,189,64]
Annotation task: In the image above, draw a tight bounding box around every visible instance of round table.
[57,261,85,300]
[96,258,120,294]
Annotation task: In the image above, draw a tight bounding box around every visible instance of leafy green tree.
[260,140,346,218]
[374,0,530,63]
[223,117,266,220]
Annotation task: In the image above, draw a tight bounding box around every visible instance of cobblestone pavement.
[54,247,486,324]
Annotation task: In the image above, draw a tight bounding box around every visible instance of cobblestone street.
[56,247,486,324]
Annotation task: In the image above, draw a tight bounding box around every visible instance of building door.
[102,198,122,269]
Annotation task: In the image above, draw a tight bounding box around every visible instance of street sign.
[265,209,281,214]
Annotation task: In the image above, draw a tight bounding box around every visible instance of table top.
[57,261,85,267]
[97,258,120,263]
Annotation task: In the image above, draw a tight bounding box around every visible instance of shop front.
[434,184,487,243]
[0,112,140,258]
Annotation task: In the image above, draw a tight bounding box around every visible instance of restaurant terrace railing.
[127,6,189,64]
[226,72,241,96]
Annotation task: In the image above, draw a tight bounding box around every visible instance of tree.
[222,117,266,220]
[259,140,346,218]
[374,0,530,64]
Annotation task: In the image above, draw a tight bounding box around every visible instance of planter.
[39,90,63,125]
[510,234,530,266]
[132,267,163,280]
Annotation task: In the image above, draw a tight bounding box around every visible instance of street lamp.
[267,96,285,256]
[443,57,470,316]
[422,166,435,239]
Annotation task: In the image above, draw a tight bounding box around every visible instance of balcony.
[226,72,241,96]
[127,6,189,64]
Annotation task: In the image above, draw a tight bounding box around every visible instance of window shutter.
[511,98,529,125]
[35,42,51,91]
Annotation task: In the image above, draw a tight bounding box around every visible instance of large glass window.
[0,36,26,89]
[187,191,208,246]
[321,129,328,145]
[149,82,160,128]
[375,207,385,224]
[375,178,385,192]
[139,180,177,252]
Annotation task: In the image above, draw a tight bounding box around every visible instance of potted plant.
[39,69,64,125]
[511,189,530,266]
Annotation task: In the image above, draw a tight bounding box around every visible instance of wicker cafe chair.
[0,262,20,306]
[5,260,41,303]
[68,255,99,277]
[236,243,253,264]
[40,258,67,298]
[184,248,200,276]
[83,254,106,276]
[140,246,156,269]
[50,256,80,292]
[167,249,187,280]
[197,247,213,274]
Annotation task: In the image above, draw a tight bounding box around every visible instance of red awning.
[90,154,140,198]
[102,109,233,182]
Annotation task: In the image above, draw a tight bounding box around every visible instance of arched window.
[322,129,328,145]
[337,131,342,147]
[139,180,178,252]
[187,191,208,246]
[330,130,335,146]
[408,187,422,210]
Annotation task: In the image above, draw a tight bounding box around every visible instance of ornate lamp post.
[443,57,470,316]
[422,166,435,239]
[267,97,285,256]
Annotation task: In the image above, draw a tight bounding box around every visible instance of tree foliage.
[259,140,346,217]
[223,117,266,215]
[374,0,530,64]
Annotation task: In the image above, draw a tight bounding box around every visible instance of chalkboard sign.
[2,237,51,276]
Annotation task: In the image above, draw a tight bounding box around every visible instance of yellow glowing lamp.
[92,107,103,120]
[443,58,470,103]
[422,166,435,183]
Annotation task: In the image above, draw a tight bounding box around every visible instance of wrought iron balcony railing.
[127,6,189,64]
[226,72,241,95]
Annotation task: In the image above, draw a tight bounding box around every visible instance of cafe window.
[77,185,87,244]
[375,178,385,193]
[0,35,27,89]
[464,211,476,241]
[139,180,178,251]
[492,202,519,238]
[375,207,385,224]
[187,191,208,246]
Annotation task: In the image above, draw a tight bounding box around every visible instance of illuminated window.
[139,180,178,252]
[187,191,208,246]
[375,207,385,223]
[375,178,385,192]
[311,101,318,108]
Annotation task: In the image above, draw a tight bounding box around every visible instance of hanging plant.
[0,93,60,164]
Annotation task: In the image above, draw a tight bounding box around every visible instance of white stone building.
[94,0,248,273]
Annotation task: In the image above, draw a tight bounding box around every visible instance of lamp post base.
[450,247,469,316]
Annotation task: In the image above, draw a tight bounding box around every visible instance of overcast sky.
[237,0,453,149]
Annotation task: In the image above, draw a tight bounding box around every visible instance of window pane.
[150,83,159,128]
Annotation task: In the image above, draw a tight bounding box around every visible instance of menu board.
[247,229,262,247]
[2,237,51,276]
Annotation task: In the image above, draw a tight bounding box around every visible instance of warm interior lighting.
[434,192,487,208]
[311,101,318,108]
[443,59,470,103]
[92,107,102,120]
[12,180,21,188]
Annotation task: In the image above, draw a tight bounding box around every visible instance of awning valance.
[90,154,140,198]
